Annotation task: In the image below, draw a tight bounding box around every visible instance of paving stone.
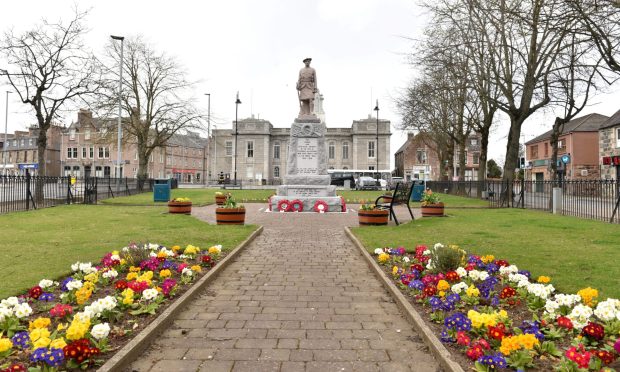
[197,360,234,372]
[149,360,201,371]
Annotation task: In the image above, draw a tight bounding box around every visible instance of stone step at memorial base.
[276,184,337,196]
[269,195,345,213]
[284,175,331,185]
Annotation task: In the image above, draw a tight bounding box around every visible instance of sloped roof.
[525,113,610,144]
[600,109,620,129]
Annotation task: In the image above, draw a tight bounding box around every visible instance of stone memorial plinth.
[269,119,345,212]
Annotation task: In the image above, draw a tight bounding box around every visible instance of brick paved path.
[129,205,438,372]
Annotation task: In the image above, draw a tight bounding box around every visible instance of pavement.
[127,204,439,372]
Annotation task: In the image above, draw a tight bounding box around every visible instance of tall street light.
[111,35,124,191]
[234,92,241,186]
[373,99,379,185]
[204,93,210,182]
[3,91,12,176]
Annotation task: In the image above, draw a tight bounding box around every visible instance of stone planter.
[216,207,246,225]
[421,202,445,217]
[168,201,192,214]
[358,209,389,226]
[215,194,227,205]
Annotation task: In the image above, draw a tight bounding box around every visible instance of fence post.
[552,187,562,214]
[67,176,71,204]
[520,177,525,208]
[25,170,30,211]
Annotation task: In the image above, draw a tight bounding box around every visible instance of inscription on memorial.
[288,188,323,198]
[296,138,318,175]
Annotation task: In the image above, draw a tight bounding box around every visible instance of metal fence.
[0,173,154,214]
[425,179,620,224]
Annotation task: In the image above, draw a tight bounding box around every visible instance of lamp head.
[110,35,124,41]
[373,99,379,111]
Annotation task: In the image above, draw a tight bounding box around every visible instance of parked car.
[388,177,404,190]
[329,172,355,188]
[355,176,381,190]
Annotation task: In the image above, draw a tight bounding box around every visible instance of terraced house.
[599,109,620,180]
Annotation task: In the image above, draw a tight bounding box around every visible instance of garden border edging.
[97,225,264,372]
[344,227,464,372]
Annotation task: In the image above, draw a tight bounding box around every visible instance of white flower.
[149,252,157,257]
[402,257,411,263]
[374,248,383,255]
[0,305,13,322]
[479,271,489,281]
[545,300,559,315]
[451,282,469,294]
[158,248,174,257]
[74,312,91,322]
[433,243,444,250]
[122,247,129,252]
[102,269,118,279]
[568,304,593,329]
[423,249,431,255]
[508,273,528,284]
[101,296,118,311]
[1,297,19,307]
[455,267,467,278]
[526,283,554,299]
[555,294,581,307]
[66,280,83,291]
[13,303,32,318]
[78,262,97,274]
[110,254,121,261]
[178,254,190,260]
[39,279,54,289]
[425,260,435,270]
[594,299,620,322]
[182,268,193,276]
[71,262,80,272]
[90,323,111,340]
[499,265,519,275]
[142,288,159,301]
[148,243,159,250]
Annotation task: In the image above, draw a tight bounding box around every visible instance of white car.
[356,176,381,190]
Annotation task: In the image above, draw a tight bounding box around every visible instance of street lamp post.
[204,93,210,183]
[111,35,124,191]
[234,92,241,186]
[3,91,12,176]
[373,100,379,186]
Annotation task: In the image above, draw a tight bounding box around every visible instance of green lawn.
[352,206,620,299]
[0,205,257,298]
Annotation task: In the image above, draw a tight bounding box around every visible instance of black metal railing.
[0,173,154,214]
[425,179,620,224]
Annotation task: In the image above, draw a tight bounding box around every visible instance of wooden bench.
[374,181,414,225]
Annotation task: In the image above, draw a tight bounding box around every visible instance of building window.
[558,140,565,149]
[69,129,76,140]
[342,142,349,159]
[225,141,233,156]
[29,138,33,146]
[67,147,78,159]
[274,166,280,178]
[616,128,620,148]
[530,145,538,159]
[85,129,91,140]
[98,147,110,159]
[104,166,111,177]
[82,147,87,159]
[368,141,375,158]
[13,140,16,146]
[160,152,164,163]
[471,138,478,146]
[416,149,427,164]
[273,142,280,159]
[473,152,480,165]
[246,141,254,158]
[368,166,375,170]
[544,143,549,157]
[328,142,335,159]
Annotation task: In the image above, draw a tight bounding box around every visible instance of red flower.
[499,286,516,299]
[177,263,188,273]
[582,322,605,340]
[487,324,505,340]
[3,364,27,372]
[456,331,471,346]
[445,271,460,282]
[50,303,73,318]
[28,285,43,299]
[495,259,509,267]
[466,345,484,360]
[465,263,476,271]
[128,280,149,293]
[473,338,491,350]
[202,255,212,264]
[565,345,591,369]
[114,280,128,291]
[422,286,437,297]
[556,316,573,330]
[411,264,424,273]
[595,350,616,365]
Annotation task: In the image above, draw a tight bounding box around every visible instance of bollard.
[552,187,562,214]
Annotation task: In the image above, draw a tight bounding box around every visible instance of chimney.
[77,109,92,124]
[408,132,414,140]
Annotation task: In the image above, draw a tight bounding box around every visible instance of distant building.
[454,135,483,181]
[0,126,62,176]
[525,113,609,181]
[599,109,620,180]
[394,132,442,181]
[210,115,391,184]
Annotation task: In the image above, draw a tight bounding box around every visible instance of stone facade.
[598,109,620,180]
[210,115,391,184]
[0,126,62,176]
[394,132,442,181]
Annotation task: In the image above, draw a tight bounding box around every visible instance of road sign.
[18,163,39,170]
[561,154,570,164]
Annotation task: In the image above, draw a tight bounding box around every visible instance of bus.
[327,169,392,189]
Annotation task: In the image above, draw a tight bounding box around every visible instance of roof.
[167,132,207,148]
[525,113,610,145]
[600,109,620,129]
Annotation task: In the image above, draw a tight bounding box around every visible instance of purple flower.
[518,270,531,279]
[477,353,507,368]
[440,328,455,343]
[39,293,55,302]
[446,293,461,304]
[444,312,471,331]
[11,332,29,349]
[60,277,74,292]
[408,280,424,290]
[429,297,442,311]
[614,338,620,354]
[162,260,178,270]
[520,320,545,341]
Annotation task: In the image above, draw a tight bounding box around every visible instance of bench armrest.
[374,195,393,205]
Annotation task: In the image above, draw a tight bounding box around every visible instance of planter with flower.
[214,191,227,206]
[167,197,192,214]
[421,189,444,217]
[215,194,245,225]
[358,202,389,226]
[373,243,620,371]
[0,242,225,371]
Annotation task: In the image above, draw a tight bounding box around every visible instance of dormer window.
[85,129,91,140]
[69,129,76,140]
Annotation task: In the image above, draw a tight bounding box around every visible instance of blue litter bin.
[153,179,171,202]
[410,181,425,202]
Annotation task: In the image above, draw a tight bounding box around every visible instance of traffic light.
[519,157,525,169]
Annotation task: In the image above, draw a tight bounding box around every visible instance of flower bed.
[0,242,225,371]
[373,244,620,371]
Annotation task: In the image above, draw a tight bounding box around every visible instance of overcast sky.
[1,0,619,169]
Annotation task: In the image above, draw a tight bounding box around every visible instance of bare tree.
[99,36,204,186]
[0,10,100,193]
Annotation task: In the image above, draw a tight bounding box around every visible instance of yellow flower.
[0,338,12,353]
[57,323,66,331]
[438,291,446,297]
[29,317,51,331]
[184,244,199,255]
[578,287,599,307]
[466,285,480,298]
[499,334,540,355]
[120,258,127,265]
[137,271,154,285]
[172,245,181,252]
[191,265,202,273]
[481,255,495,264]
[537,276,551,283]
[65,318,90,341]
[84,272,99,283]
[83,281,95,292]
[129,266,141,272]
[112,250,119,255]
[157,251,168,259]
[467,309,505,329]
[378,253,390,263]
[29,328,51,342]
[75,286,93,305]
[33,337,52,348]
[126,272,138,281]
[392,266,399,275]
[437,280,450,291]
[159,269,172,278]
[50,338,67,349]
[208,246,221,255]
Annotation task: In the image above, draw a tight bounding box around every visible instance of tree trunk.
[477,125,490,197]
[458,140,466,194]
[34,127,48,202]
[548,117,569,209]
[502,116,526,203]
[137,150,149,191]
